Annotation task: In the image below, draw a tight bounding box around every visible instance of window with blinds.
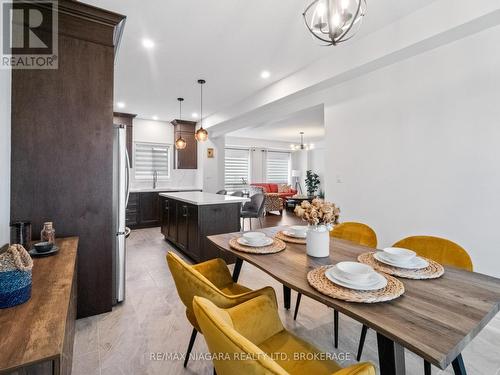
[134,142,170,179]
[224,148,250,190]
[266,151,290,184]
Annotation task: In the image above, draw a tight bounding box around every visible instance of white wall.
[324,26,500,277]
[201,136,225,193]
[0,68,11,246]
[131,118,202,189]
[308,146,326,195]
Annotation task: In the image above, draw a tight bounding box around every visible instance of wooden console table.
[0,237,78,375]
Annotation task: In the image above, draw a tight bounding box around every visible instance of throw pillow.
[278,184,292,193]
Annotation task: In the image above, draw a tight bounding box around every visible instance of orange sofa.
[250,183,297,199]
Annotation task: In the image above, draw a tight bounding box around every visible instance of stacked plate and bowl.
[374,247,428,269]
[325,262,387,291]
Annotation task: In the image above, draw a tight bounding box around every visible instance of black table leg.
[333,310,339,348]
[452,354,466,375]
[283,285,291,310]
[377,332,406,375]
[232,258,243,282]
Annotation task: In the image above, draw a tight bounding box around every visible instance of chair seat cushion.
[259,330,341,375]
[241,210,257,218]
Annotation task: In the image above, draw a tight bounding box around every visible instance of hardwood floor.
[72,214,500,375]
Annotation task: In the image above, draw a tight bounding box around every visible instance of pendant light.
[291,132,312,151]
[195,79,209,142]
[303,0,367,46]
[174,98,187,150]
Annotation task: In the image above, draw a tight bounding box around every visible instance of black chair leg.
[357,325,368,361]
[452,354,466,375]
[333,310,339,348]
[424,360,431,375]
[184,328,197,368]
[293,293,302,320]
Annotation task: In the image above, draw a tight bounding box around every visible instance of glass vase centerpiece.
[294,198,340,257]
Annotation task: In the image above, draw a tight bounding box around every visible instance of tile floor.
[72,227,500,375]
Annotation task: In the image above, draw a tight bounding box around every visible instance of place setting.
[358,247,444,279]
[307,261,405,303]
[229,231,286,254]
[275,225,307,244]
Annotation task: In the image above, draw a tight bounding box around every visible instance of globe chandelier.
[303,0,367,46]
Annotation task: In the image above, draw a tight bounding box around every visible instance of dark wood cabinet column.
[10,1,126,318]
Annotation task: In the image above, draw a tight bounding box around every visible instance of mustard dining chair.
[166,251,276,368]
[193,293,376,375]
[294,222,378,350]
[356,236,473,375]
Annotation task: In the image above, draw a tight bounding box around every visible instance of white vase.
[306,225,330,258]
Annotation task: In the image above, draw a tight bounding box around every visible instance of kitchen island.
[159,192,249,263]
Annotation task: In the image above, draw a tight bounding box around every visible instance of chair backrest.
[331,222,378,248]
[248,185,264,196]
[231,190,244,197]
[193,295,288,375]
[166,252,235,315]
[392,236,473,271]
[216,189,227,195]
[243,193,265,215]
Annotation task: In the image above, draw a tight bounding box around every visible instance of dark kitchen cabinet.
[10,1,125,318]
[160,196,240,263]
[139,192,160,227]
[128,191,201,230]
[172,120,198,169]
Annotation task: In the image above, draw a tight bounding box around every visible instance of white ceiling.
[228,105,325,143]
[83,0,437,123]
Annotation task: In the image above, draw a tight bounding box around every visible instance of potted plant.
[305,170,320,198]
[294,198,340,257]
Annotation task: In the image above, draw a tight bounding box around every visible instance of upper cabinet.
[172,119,198,169]
[114,112,137,167]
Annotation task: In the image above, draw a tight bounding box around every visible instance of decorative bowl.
[383,247,416,263]
[335,261,374,282]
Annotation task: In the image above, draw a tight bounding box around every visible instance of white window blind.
[266,151,290,184]
[225,148,250,190]
[134,142,170,179]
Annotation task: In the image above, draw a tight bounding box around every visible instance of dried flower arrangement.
[294,198,340,228]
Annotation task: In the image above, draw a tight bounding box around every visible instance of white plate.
[283,230,307,239]
[237,237,273,247]
[329,266,380,287]
[374,252,429,269]
[325,267,388,291]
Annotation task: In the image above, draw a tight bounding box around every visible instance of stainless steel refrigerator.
[112,124,131,304]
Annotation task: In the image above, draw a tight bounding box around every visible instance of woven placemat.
[307,266,405,303]
[358,252,444,279]
[275,231,306,245]
[229,237,286,254]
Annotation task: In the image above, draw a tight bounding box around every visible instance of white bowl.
[335,262,375,282]
[289,225,308,236]
[242,232,266,245]
[383,247,416,263]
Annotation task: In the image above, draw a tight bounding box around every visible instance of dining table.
[207,226,500,375]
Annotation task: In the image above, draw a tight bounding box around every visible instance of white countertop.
[159,192,250,206]
[130,187,202,193]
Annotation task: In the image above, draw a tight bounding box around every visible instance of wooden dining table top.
[208,226,500,370]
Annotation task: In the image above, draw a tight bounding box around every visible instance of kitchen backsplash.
[130,168,202,190]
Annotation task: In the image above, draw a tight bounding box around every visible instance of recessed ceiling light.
[261,70,271,79]
[191,112,199,118]
[116,102,125,109]
[142,38,155,49]
[152,115,158,121]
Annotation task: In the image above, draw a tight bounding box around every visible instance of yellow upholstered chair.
[166,251,275,368]
[193,292,376,375]
[294,222,378,350]
[330,222,378,248]
[392,236,473,271]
